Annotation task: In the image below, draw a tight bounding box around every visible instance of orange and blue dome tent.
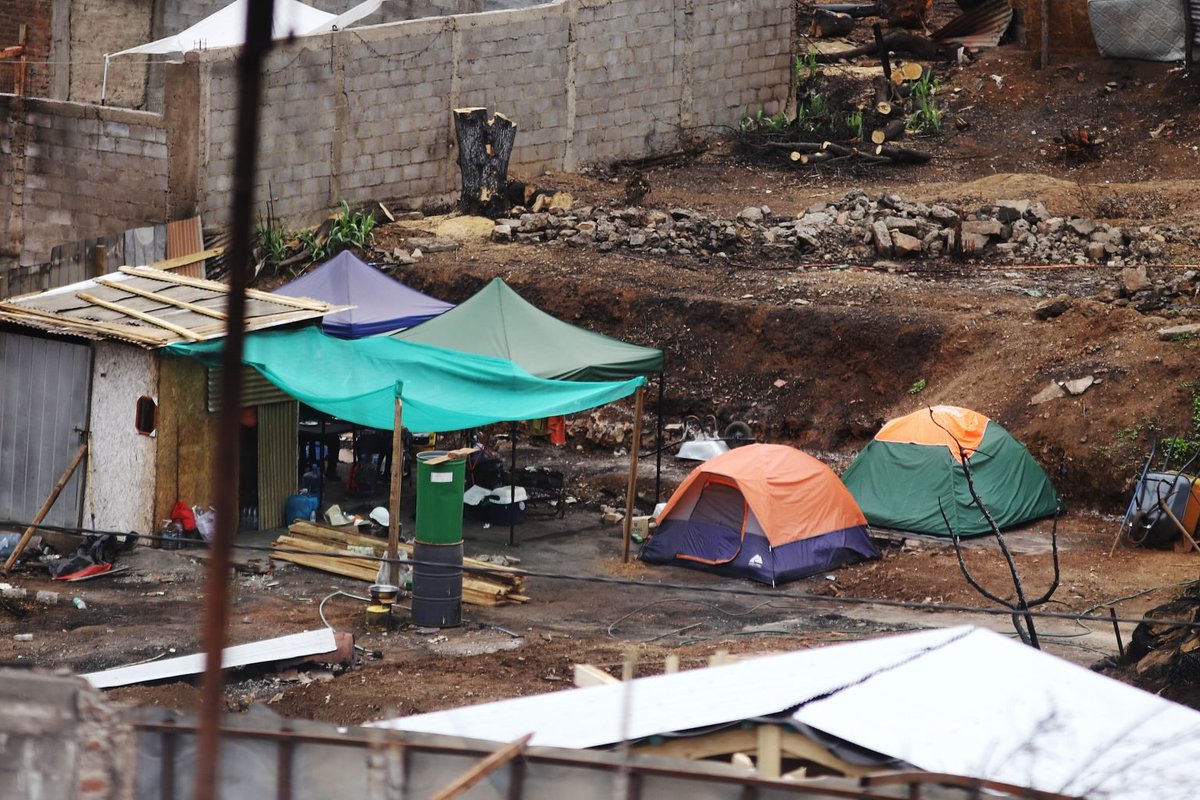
[640,444,878,585]
[841,406,1060,537]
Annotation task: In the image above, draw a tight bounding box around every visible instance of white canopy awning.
[102,0,381,99]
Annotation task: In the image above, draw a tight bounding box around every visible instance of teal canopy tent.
[166,326,646,432]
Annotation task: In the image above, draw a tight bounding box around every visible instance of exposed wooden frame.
[75,291,203,341]
[633,725,878,779]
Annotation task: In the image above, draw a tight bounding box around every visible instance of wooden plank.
[74,291,203,341]
[573,664,620,688]
[2,443,87,573]
[146,247,224,273]
[92,281,227,321]
[118,266,330,310]
[429,734,531,800]
[0,303,167,345]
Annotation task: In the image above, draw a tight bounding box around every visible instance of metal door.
[0,331,91,530]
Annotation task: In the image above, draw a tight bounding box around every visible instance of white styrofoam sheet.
[369,627,968,748]
[81,628,337,689]
[793,627,1200,800]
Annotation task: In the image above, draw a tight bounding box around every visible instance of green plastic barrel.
[415,451,465,544]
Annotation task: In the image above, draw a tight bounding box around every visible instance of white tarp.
[109,0,381,58]
[102,0,381,100]
[370,625,1200,800]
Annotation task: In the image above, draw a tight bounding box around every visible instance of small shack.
[0,267,336,539]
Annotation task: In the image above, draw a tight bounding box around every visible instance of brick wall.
[70,0,153,107]
[0,0,53,97]
[0,96,170,265]
[193,0,792,229]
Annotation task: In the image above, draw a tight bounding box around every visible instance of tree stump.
[453,107,517,218]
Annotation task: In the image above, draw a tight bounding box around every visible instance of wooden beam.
[117,266,330,311]
[145,247,224,272]
[0,302,167,345]
[94,278,229,320]
[429,733,532,800]
[3,444,88,573]
[574,663,619,688]
[635,726,878,778]
[756,724,782,779]
[75,291,203,341]
[621,385,645,562]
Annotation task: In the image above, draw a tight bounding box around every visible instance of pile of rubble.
[489,189,1184,268]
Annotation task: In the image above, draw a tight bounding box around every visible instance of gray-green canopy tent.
[393,277,663,380]
[394,277,667,541]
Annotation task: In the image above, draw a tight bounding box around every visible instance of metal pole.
[388,390,404,586]
[195,2,274,799]
[621,386,646,563]
[508,421,517,547]
[654,369,664,504]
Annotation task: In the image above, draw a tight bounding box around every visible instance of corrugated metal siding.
[166,217,206,279]
[206,366,293,412]
[257,400,298,531]
[0,332,91,529]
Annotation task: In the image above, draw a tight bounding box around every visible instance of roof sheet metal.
[369,627,966,748]
[0,267,339,348]
[372,626,1200,800]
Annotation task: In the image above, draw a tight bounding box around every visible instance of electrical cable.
[10,518,1200,634]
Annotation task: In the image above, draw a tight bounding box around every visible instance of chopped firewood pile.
[273,521,529,606]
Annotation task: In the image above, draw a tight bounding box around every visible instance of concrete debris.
[1031,381,1067,405]
[487,188,1181,268]
[1159,322,1200,341]
[1033,295,1072,320]
[1064,376,1095,396]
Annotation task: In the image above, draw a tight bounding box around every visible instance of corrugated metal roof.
[932,0,1013,49]
[0,266,342,348]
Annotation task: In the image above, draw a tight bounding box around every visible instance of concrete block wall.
[194,0,791,229]
[0,96,170,265]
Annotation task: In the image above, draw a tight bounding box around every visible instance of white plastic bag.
[194,506,217,544]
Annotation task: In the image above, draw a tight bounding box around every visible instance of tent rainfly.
[641,444,878,584]
[272,251,453,338]
[841,405,1060,536]
[393,277,663,381]
[102,0,382,101]
[165,326,646,433]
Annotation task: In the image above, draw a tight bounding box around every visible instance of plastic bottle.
[72,597,87,610]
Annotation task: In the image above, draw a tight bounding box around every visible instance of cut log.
[812,2,882,18]
[875,143,931,163]
[812,9,855,37]
[453,107,518,218]
[870,119,907,144]
[892,61,925,82]
[814,31,957,63]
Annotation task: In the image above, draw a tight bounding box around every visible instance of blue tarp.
[273,251,453,338]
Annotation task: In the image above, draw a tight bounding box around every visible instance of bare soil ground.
[8,4,1200,724]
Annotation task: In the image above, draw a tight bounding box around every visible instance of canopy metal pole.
[101,54,110,105]
[622,386,646,563]
[508,421,517,547]
[654,369,664,504]
[388,389,404,586]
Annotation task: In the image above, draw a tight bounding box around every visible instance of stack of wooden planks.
[273,521,529,606]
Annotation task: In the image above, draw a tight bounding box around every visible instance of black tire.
[724,421,753,448]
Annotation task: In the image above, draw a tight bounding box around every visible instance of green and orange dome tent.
[841,405,1060,536]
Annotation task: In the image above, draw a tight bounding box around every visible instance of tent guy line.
[17,518,1198,634]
